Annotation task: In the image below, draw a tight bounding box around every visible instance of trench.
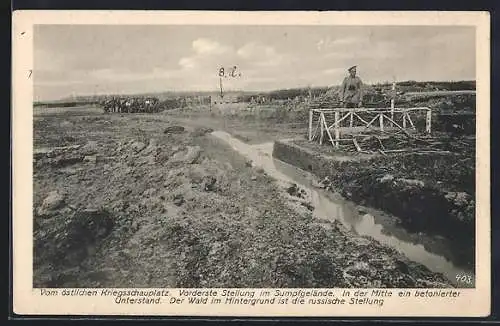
[211,130,474,287]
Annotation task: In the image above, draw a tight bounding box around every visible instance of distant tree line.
[34,101,100,108]
[38,80,475,108]
[389,80,475,91]
[237,87,332,103]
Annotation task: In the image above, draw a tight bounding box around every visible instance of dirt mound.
[34,207,114,286]
[169,145,202,165]
[163,125,186,134]
[34,145,86,168]
[36,190,66,217]
[286,183,307,199]
[191,127,214,137]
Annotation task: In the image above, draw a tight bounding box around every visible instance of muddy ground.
[274,138,475,270]
[33,108,452,288]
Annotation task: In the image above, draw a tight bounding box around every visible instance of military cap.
[348,65,357,72]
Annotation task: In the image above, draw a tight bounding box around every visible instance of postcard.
[12,10,490,317]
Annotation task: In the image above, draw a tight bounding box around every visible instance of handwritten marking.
[455,273,473,285]
[218,66,242,79]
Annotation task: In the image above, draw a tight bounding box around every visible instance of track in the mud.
[32,109,466,288]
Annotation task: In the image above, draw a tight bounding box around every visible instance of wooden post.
[349,111,354,128]
[403,112,407,128]
[309,110,313,141]
[407,114,416,130]
[379,113,384,132]
[320,112,324,145]
[334,110,340,148]
[426,109,432,134]
[391,81,396,123]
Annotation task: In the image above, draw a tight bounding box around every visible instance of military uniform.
[340,66,364,108]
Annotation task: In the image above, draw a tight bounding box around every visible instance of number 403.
[456,274,473,284]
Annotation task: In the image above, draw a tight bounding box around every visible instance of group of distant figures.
[100,97,161,113]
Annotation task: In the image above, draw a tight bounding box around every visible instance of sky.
[34,25,476,101]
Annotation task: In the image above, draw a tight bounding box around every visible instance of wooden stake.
[375,136,386,151]
[324,117,337,148]
[391,80,396,123]
[352,138,362,152]
[426,109,432,134]
[327,112,352,130]
[334,110,340,148]
[353,112,371,125]
[365,114,380,128]
[320,112,324,145]
[407,114,416,130]
[309,110,313,141]
[381,114,412,137]
[313,117,321,141]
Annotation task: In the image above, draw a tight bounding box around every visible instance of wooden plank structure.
[308,107,432,149]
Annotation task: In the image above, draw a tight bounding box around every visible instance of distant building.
[211,94,239,105]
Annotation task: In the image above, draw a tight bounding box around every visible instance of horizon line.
[35,79,476,103]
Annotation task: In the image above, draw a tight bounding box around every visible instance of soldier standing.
[340,65,364,108]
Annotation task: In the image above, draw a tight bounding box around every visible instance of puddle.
[212,130,475,287]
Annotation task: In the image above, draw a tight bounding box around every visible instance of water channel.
[212,130,475,288]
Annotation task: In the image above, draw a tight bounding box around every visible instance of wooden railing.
[308,107,432,148]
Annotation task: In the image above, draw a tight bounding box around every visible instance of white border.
[12,10,491,317]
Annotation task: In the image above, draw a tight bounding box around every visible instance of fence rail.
[308,107,432,148]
